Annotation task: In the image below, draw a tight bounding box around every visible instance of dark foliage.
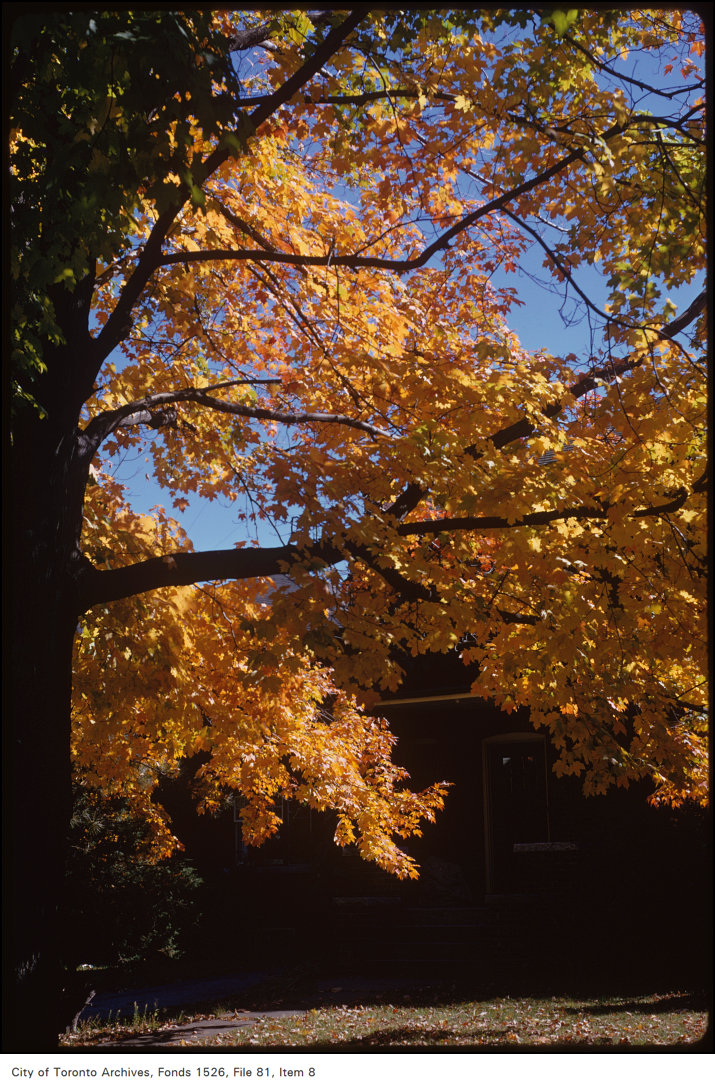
[66,790,204,966]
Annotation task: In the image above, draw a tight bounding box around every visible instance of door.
[484,736,549,892]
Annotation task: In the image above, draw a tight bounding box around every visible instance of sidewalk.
[78,969,451,1047]
[78,970,284,1023]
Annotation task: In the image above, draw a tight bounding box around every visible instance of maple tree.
[75,477,446,874]
[7,7,706,1049]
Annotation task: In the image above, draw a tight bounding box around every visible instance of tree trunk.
[4,407,85,1050]
[5,601,76,1050]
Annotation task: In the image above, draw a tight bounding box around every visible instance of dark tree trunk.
[5,588,76,1050]
[5,339,91,1050]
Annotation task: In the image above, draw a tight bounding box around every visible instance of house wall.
[382,695,542,900]
[148,652,709,988]
[382,693,708,931]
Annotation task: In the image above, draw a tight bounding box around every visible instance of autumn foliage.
[13,10,708,878]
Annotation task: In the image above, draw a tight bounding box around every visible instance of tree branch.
[563,32,701,103]
[78,533,541,628]
[92,11,365,380]
[79,510,439,610]
[504,207,705,347]
[190,396,391,439]
[84,383,391,450]
[227,20,276,52]
[79,540,343,610]
[499,204,646,338]
[234,87,459,109]
[160,109,687,284]
[386,291,705,523]
[343,540,436,603]
[201,10,366,179]
[385,357,638,521]
[156,138,592,275]
[228,11,337,52]
[397,487,698,536]
[213,200,277,252]
[658,288,706,340]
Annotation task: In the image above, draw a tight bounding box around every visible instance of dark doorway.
[484,736,549,892]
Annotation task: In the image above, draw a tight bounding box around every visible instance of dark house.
[163,647,708,990]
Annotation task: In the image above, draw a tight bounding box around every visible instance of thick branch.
[79,519,440,611]
[386,357,638,521]
[343,541,436,603]
[83,378,274,450]
[658,289,706,340]
[214,201,277,252]
[250,11,365,123]
[157,132,611,276]
[79,541,343,610]
[227,20,276,52]
[92,11,365,382]
[386,292,705,523]
[79,534,540,629]
[200,10,366,181]
[84,383,391,449]
[397,488,697,536]
[161,111,695,292]
[228,10,337,52]
[235,87,459,109]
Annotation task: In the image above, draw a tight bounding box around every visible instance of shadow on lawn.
[334,1025,480,1047]
[565,991,708,1017]
[325,1024,526,1048]
[240,977,493,1014]
[104,1031,181,1048]
[238,968,707,1016]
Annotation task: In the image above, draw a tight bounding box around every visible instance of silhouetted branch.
[397,488,698,536]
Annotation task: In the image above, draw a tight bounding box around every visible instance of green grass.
[62,990,708,1048]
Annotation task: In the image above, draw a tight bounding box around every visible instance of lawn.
[63,989,708,1049]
